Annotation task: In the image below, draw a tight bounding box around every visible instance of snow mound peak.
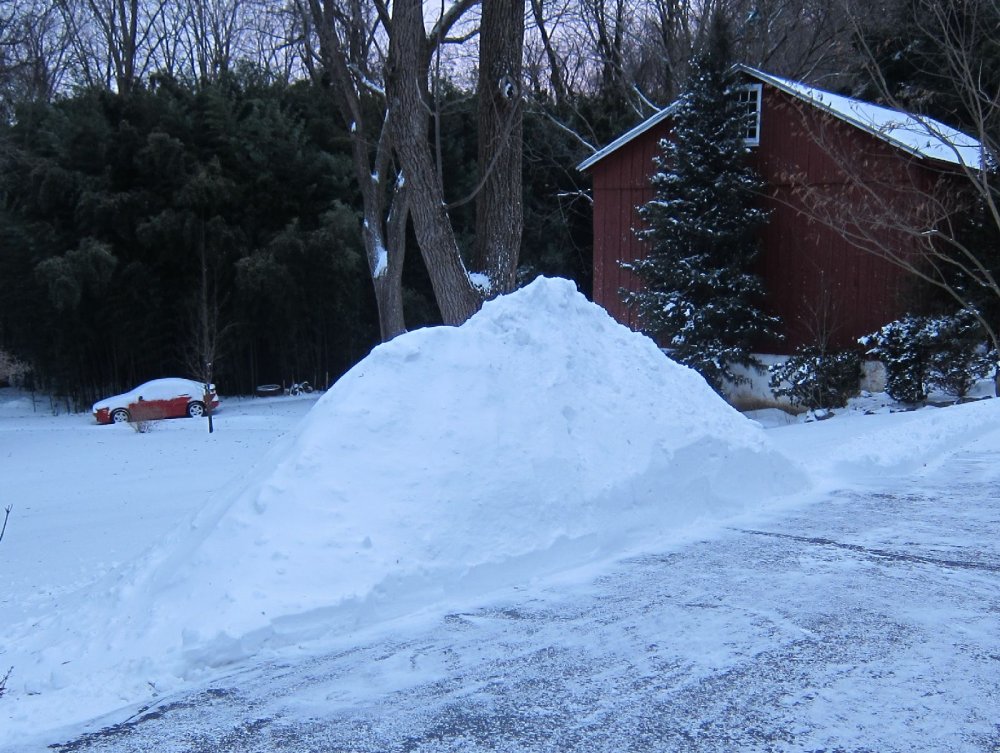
[153,277,800,646]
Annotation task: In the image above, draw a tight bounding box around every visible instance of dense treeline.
[0,0,996,404]
[0,68,593,403]
[0,71,376,401]
[0,0,860,404]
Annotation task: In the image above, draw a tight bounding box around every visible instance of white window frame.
[736,83,763,146]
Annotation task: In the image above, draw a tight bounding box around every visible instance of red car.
[92,378,220,425]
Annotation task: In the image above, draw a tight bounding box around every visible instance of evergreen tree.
[0,72,375,402]
[626,17,779,391]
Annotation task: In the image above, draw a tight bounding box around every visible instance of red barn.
[578,65,982,352]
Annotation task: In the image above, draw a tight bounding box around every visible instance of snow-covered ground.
[1,277,998,751]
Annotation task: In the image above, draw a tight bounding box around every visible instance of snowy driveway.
[47,452,1000,753]
[5,285,1000,752]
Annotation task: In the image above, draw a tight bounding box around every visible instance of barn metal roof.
[576,102,679,172]
[577,65,983,171]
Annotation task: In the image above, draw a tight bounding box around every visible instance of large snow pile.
[3,277,805,737]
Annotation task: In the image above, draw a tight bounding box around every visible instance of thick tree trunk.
[364,230,406,341]
[474,0,525,296]
[365,183,407,341]
[303,0,410,342]
[352,144,408,341]
[386,0,481,325]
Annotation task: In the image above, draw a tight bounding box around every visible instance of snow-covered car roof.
[92,378,209,411]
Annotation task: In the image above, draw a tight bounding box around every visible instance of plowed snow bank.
[4,277,804,739]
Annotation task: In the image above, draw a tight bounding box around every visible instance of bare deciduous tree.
[295,0,409,340]
[2,0,300,107]
[1,1,73,115]
[526,0,569,104]
[525,0,856,158]
[298,0,526,330]
[727,0,855,83]
[473,0,524,295]
[57,0,171,94]
[789,0,1000,391]
[385,0,481,325]
[163,0,293,82]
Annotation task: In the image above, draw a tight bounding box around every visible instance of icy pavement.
[42,453,1000,753]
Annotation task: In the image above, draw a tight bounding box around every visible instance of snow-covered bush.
[925,312,996,397]
[768,346,862,409]
[861,310,994,402]
[860,315,930,403]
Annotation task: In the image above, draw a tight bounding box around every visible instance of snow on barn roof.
[576,102,679,172]
[745,66,983,168]
[577,65,983,172]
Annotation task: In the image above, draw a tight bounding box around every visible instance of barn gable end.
[580,67,981,353]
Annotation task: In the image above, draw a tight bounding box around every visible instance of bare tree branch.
[0,505,11,545]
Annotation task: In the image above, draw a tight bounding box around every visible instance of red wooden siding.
[588,79,940,353]
[754,85,925,350]
[591,126,662,331]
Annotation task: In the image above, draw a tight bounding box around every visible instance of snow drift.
[3,277,805,737]
[154,278,802,644]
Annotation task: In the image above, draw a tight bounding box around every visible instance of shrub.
[769,346,862,410]
[925,312,995,397]
[861,310,995,402]
[128,400,167,433]
[860,315,931,403]
[0,350,31,387]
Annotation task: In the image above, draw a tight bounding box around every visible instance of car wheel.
[187,401,206,418]
[110,408,130,424]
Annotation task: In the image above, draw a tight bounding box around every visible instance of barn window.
[735,83,762,145]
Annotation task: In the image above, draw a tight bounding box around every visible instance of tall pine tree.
[626,16,779,391]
